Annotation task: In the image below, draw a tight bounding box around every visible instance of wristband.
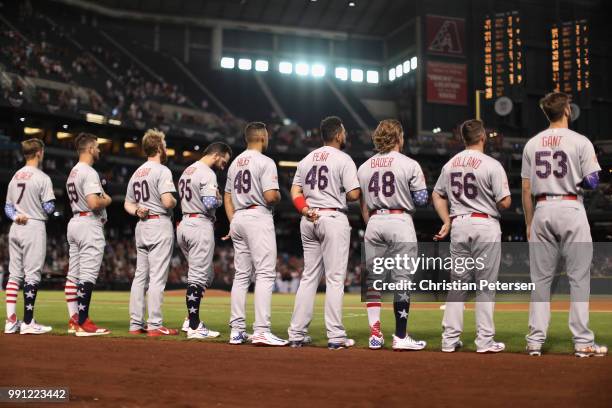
[292,196,308,214]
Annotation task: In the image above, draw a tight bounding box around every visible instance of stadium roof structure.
[52,0,419,38]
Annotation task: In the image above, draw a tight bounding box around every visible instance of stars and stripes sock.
[393,292,410,339]
[366,288,382,335]
[77,282,94,326]
[64,278,78,318]
[23,283,39,324]
[186,284,204,330]
[5,281,19,319]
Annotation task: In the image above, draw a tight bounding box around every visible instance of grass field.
[6,290,612,354]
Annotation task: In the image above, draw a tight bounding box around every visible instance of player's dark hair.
[320,116,343,143]
[540,92,570,123]
[203,142,232,158]
[74,132,98,153]
[460,119,485,146]
[21,138,44,159]
[244,122,267,143]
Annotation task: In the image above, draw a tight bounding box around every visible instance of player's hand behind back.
[15,214,28,225]
[433,222,450,241]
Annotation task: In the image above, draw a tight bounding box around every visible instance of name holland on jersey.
[372,280,535,292]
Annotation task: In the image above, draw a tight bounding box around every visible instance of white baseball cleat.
[526,343,542,357]
[4,316,21,334]
[181,318,189,333]
[229,330,252,345]
[392,334,426,351]
[441,340,463,353]
[477,341,506,353]
[328,338,356,350]
[574,343,608,358]
[251,332,289,346]
[187,323,220,339]
[19,320,52,335]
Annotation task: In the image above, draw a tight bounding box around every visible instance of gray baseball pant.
[526,201,595,347]
[288,211,351,343]
[8,220,46,286]
[229,208,276,334]
[66,217,106,284]
[129,217,174,330]
[176,216,215,289]
[442,215,502,350]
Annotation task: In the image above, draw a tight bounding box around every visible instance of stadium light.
[108,119,122,126]
[86,113,105,124]
[23,127,42,135]
[366,70,379,84]
[295,62,309,76]
[311,64,326,77]
[335,67,348,81]
[220,57,235,69]
[124,142,137,149]
[238,58,252,70]
[56,131,72,139]
[388,68,396,81]
[411,56,418,70]
[183,151,194,158]
[395,64,403,78]
[166,148,176,156]
[255,60,269,72]
[403,60,411,74]
[279,160,300,168]
[97,138,112,144]
[279,61,293,74]
[350,69,363,82]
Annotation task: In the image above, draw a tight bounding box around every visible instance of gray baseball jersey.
[6,166,55,221]
[357,151,426,213]
[521,128,601,196]
[126,161,176,216]
[66,162,107,221]
[434,150,510,218]
[6,166,54,286]
[126,160,176,330]
[178,161,218,217]
[225,149,279,210]
[292,146,359,210]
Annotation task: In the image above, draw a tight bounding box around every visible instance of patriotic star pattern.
[411,189,429,207]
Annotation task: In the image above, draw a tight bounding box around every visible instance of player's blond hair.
[142,128,166,157]
[372,119,403,153]
[22,138,44,160]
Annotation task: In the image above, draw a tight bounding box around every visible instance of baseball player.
[432,119,511,353]
[288,116,361,349]
[177,142,232,339]
[522,92,607,357]
[4,138,55,335]
[125,129,177,336]
[357,119,428,351]
[223,122,287,346]
[64,133,112,336]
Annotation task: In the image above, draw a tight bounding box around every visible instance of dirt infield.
[1,335,610,407]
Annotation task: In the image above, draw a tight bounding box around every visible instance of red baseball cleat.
[147,326,179,337]
[128,328,147,335]
[75,318,111,337]
[67,314,78,334]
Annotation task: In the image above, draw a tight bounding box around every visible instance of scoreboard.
[551,20,590,97]
[483,11,523,100]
